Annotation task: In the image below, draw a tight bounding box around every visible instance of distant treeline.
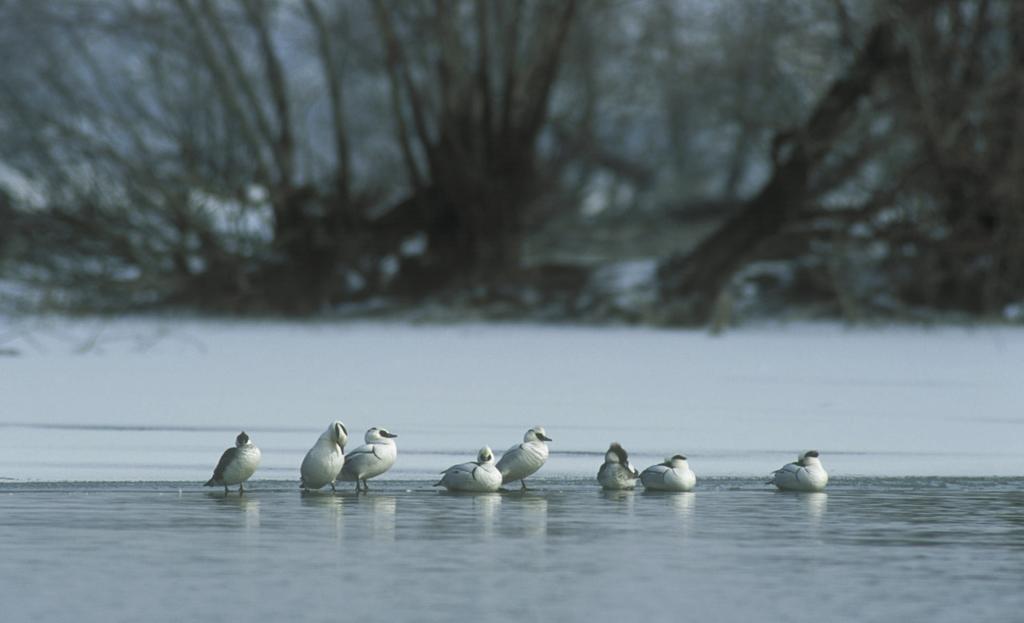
[0,0,1021,325]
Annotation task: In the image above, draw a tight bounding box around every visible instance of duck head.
[525,426,552,443]
[664,454,688,468]
[328,421,348,448]
[366,427,398,443]
[476,446,495,465]
[605,442,629,465]
[798,450,821,467]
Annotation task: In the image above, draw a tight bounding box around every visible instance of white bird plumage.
[300,421,348,491]
[769,450,828,492]
[339,427,398,491]
[597,442,639,490]
[496,425,552,490]
[640,454,696,492]
[435,446,502,492]
[205,431,261,495]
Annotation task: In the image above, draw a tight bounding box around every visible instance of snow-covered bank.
[1,318,1021,480]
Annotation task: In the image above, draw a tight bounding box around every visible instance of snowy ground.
[1,317,1022,481]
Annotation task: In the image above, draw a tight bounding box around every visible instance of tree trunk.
[657,19,905,325]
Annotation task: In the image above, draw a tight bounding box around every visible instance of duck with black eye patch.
[640,454,696,492]
[496,425,552,490]
[339,427,398,492]
[597,442,640,490]
[204,431,261,495]
[434,446,503,492]
[768,450,828,492]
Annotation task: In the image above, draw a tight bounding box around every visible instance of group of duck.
[205,422,830,495]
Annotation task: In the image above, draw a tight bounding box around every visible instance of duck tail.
[204,478,217,487]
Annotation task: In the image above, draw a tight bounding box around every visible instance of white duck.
[300,421,348,491]
[434,446,502,492]
[640,454,696,492]
[204,431,261,495]
[597,442,639,490]
[769,450,828,492]
[339,427,398,491]
[496,425,552,490]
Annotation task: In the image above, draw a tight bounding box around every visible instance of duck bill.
[381,431,398,438]
[537,433,552,442]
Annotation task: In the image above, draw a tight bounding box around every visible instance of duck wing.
[767,461,802,484]
[495,443,525,471]
[339,444,377,480]
[206,447,237,485]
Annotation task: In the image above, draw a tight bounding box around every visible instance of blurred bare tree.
[0,0,389,312]
[0,0,1021,324]
[657,0,1024,325]
[890,0,1024,314]
[368,0,577,294]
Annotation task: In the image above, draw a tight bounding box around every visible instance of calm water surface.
[2,478,1022,623]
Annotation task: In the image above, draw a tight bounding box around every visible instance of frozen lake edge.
[1,319,1022,481]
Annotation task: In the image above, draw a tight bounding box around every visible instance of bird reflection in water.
[301,490,346,542]
[207,492,262,544]
[241,497,261,533]
[803,492,828,526]
[474,493,502,537]
[600,488,636,509]
[367,495,397,541]
[506,492,548,537]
